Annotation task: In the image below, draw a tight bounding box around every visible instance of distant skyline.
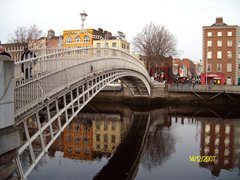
[1,0,240,61]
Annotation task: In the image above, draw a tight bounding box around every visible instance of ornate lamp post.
[80,11,88,30]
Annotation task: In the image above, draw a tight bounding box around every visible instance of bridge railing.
[168,83,240,94]
[14,47,150,118]
[6,46,69,62]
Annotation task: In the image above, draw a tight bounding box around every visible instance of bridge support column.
[0,55,14,129]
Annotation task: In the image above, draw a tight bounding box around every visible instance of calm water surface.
[27,104,240,180]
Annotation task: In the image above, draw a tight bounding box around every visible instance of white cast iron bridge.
[11,47,151,179]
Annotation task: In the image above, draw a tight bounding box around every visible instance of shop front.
[201,73,225,85]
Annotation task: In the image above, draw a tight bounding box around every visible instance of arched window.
[75,36,81,43]
[84,35,90,42]
[66,36,72,43]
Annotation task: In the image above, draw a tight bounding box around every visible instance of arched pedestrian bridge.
[14,47,151,121]
[1,47,151,179]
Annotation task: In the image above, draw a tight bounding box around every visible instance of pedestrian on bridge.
[192,78,196,89]
[21,46,36,80]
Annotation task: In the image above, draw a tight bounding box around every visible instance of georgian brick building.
[202,17,239,85]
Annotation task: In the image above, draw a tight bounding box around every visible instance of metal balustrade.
[168,83,240,94]
[14,47,150,119]
[12,47,151,179]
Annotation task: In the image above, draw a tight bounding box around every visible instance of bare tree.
[133,23,177,71]
[8,24,43,45]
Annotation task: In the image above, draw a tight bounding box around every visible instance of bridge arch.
[13,48,151,179]
[14,48,151,120]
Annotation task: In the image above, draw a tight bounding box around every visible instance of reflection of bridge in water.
[93,113,150,180]
[0,48,151,179]
[8,103,153,179]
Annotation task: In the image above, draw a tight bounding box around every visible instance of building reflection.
[62,113,129,160]
[63,115,93,160]
[92,114,124,157]
[169,114,240,177]
[199,118,240,176]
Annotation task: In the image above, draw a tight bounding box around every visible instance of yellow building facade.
[63,29,95,48]
[63,28,130,53]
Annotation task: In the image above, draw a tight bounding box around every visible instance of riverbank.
[93,84,240,106]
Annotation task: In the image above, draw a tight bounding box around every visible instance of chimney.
[216,17,223,24]
[98,28,103,34]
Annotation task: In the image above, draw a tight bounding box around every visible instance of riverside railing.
[168,83,240,94]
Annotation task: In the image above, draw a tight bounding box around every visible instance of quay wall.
[94,84,240,106]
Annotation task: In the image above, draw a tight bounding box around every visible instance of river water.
[25,103,240,180]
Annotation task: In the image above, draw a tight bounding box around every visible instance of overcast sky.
[1,0,239,61]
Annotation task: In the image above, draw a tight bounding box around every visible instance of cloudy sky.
[1,0,239,61]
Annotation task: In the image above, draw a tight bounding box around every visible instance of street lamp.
[80,11,88,30]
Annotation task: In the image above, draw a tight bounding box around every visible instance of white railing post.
[0,55,15,129]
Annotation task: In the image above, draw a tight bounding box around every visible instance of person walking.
[21,46,36,80]
[192,77,196,90]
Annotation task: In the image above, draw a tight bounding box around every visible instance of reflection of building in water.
[200,119,235,176]
[92,114,126,155]
[63,115,93,160]
[234,120,240,168]
[62,113,128,160]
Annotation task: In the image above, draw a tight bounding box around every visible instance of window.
[227,31,232,36]
[227,51,232,59]
[96,134,100,142]
[205,124,210,133]
[84,126,89,133]
[217,64,222,72]
[67,147,72,153]
[207,64,211,72]
[75,136,81,144]
[207,32,212,37]
[104,134,108,143]
[96,43,101,48]
[207,51,212,59]
[66,36,72,43]
[75,36,81,43]
[84,35,90,42]
[217,40,222,47]
[217,32,222,36]
[112,42,116,47]
[225,125,230,134]
[83,137,89,144]
[104,122,108,131]
[67,135,72,143]
[227,40,232,47]
[75,124,80,132]
[207,41,212,47]
[215,124,220,134]
[96,123,100,130]
[111,122,116,130]
[227,63,232,72]
[76,147,81,154]
[217,51,222,59]
[111,135,116,143]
